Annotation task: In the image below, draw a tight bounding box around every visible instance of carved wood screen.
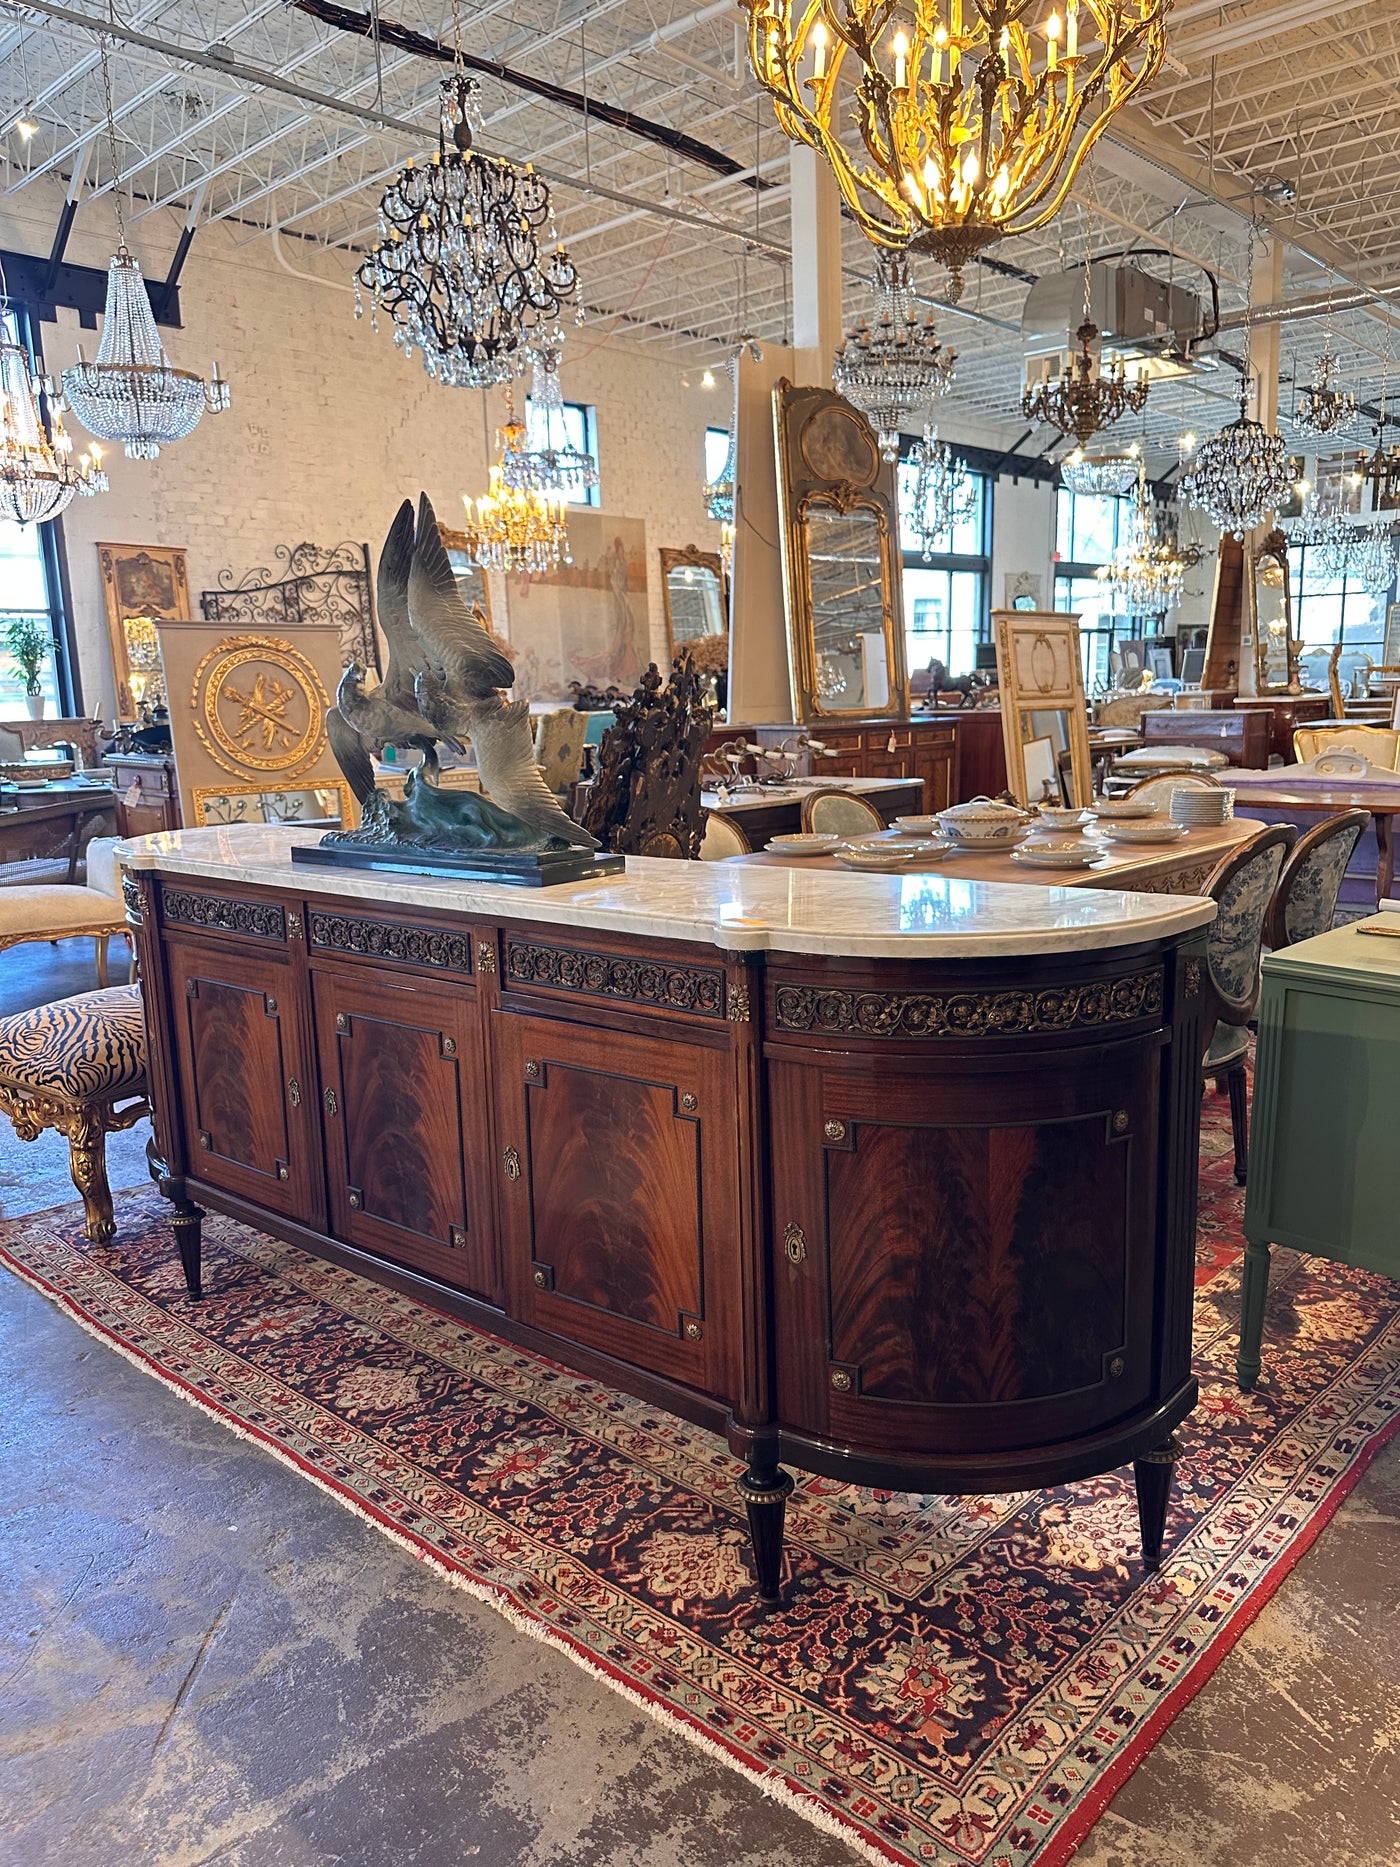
[200,542,380,677]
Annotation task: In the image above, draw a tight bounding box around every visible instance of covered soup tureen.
[936,796,1033,846]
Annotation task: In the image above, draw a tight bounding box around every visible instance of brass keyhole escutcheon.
[323,1086,338,1118]
[442,1036,457,1057]
[503,1146,521,1182]
[287,1079,301,1108]
[524,1059,541,1081]
[533,1267,547,1287]
[684,1319,703,1342]
[783,1221,807,1265]
[823,1118,846,1143]
[335,1012,348,1032]
[680,1092,698,1113]
[830,1369,853,1393]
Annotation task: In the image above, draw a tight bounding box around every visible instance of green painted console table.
[1240,917,1400,1389]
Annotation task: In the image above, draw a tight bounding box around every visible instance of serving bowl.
[1087,799,1159,821]
[767,832,844,857]
[1096,818,1188,844]
[936,796,1034,846]
[1037,804,1090,832]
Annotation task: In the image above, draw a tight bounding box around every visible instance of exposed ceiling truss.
[1,0,1398,469]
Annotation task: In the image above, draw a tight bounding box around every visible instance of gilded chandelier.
[1022,296,1148,447]
[1095,471,1183,613]
[0,333,106,526]
[1291,349,1358,442]
[741,0,1170,299]
[355,73,580,388]
[465,398,570,574]
[832,253,955,459]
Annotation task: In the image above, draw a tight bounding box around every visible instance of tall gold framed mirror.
[1251,527,1300,693]
[660,544,727,657]
[774,379,908,721]
[993,609,1094,807]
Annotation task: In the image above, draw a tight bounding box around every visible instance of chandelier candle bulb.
[1067,0,1078,58]
[1046,13,1060,69]
[811,19,828,81]
[892,28,910,89]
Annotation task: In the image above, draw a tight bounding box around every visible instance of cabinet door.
[313,970,497,1303]
[165,939,318,1223]
[770,1042,1161,1455]
[493,1012,741,1403]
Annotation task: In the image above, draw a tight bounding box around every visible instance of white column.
[788,145,844,384]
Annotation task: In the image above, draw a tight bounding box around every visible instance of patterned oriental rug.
[3,1089,1399,1867]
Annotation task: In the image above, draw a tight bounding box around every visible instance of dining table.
[1222,769,1400,908]
[724,815,1263,895]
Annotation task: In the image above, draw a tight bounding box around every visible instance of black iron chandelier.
[354,73,580,388]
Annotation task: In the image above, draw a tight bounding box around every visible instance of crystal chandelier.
[742,0,1169,301]
[463,468,569,574]
[1181,376,1296,541]
[832,253,954,460]
[0,331,106,525]
[355,72,579,389]
[1022,267,1148,447]
[906,425,976,557]
[1352,527,1398,599]
[1354,367,1400,513]
[1287,490,1355,580]
[1291,348,1358,441]
[1095,472,1184,613]
[1061,447,1140,495]
[499,344,598,496]
[61,40,228,459]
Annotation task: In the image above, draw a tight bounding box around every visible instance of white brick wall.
[0,180,728,713]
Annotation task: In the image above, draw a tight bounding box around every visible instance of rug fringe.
[0,1232,907,1867]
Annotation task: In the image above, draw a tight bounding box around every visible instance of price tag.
[123,782,142,808]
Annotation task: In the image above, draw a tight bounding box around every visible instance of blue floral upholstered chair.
[0,983,150,1242]
[1200,824,1297,1186]
[1264,810,1370,952]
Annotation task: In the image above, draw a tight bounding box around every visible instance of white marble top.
[116,825,1216,958]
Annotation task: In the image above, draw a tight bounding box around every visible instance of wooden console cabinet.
[753,718,956,811]
[124,836,1210,1603]
[106,754,182,838]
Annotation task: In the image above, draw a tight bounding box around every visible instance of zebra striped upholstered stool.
[0,984,150,1243]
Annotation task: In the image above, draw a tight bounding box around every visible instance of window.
[523,396,599,507]
[1053,486,1146,690]
[895,450,990,677]
[0,308,77,713]
[1289,540,1390,697]
[704,426,732,490]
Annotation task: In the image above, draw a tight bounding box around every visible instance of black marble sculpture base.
[292,842,624,887]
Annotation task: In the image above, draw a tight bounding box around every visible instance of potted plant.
[5,617,49,720]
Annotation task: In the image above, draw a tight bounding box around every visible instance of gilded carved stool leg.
[1236,1237,1273,1392]
[66,1108,116,1244]
[1133,1434,1182,1572]
[738,1448,795,1609]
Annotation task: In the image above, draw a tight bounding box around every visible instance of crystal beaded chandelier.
[832,253,954,460]
[1022,265,1148,447]
[1291,348,1358,441]
[1181,374,1296,540]
[1288,490,1355,580]
[0,329,106,525]
[1060,447,1140,495]
[1352,527,1398,598]
[741,0,1169,300]
[1095,470,1184,613]
[355,71,579,388]
[464,395,570,573]
[906,425,977,557]
[1354,357,1400,512]
[499,345,597,496]
[62,40,228,459]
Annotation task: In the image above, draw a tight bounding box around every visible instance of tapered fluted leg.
[1134,1435,1182,1571]
[1237,1237,1273,1391]
[739,1451,794,1609]
[170,1203,205,1300]
[1227,1063,1249,1185]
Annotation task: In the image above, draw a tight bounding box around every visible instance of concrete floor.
[2,937,1399,1867]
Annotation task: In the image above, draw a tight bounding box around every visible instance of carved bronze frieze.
[505,940,725,1017]
[121,875,145,924]
[772,970,1163,1039]
[161,889,286,941]
[308,911,473,973]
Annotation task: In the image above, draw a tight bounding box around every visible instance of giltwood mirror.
[774,379,908,721]
[1250,528,1301,693]
[993,609,1094,807]
[660,544,727,657]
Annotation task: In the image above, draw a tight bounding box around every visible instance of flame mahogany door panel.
[768,1036,1163,1456]
[164,936,318,1224]
[492,1011,742,1404]
[312,969,497,1304]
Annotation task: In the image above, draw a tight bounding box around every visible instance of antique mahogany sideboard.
[121,830,1214,1603]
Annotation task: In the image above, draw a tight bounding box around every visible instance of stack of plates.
[1170,787,1235,826]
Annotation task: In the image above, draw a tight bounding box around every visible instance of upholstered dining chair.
[801,789,886,838]
[1263,809,1369,951]
[698,812,752,861]
[1292,723,1400,768]
[1123,772,1226,812]
[1199,824,1297,1186]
